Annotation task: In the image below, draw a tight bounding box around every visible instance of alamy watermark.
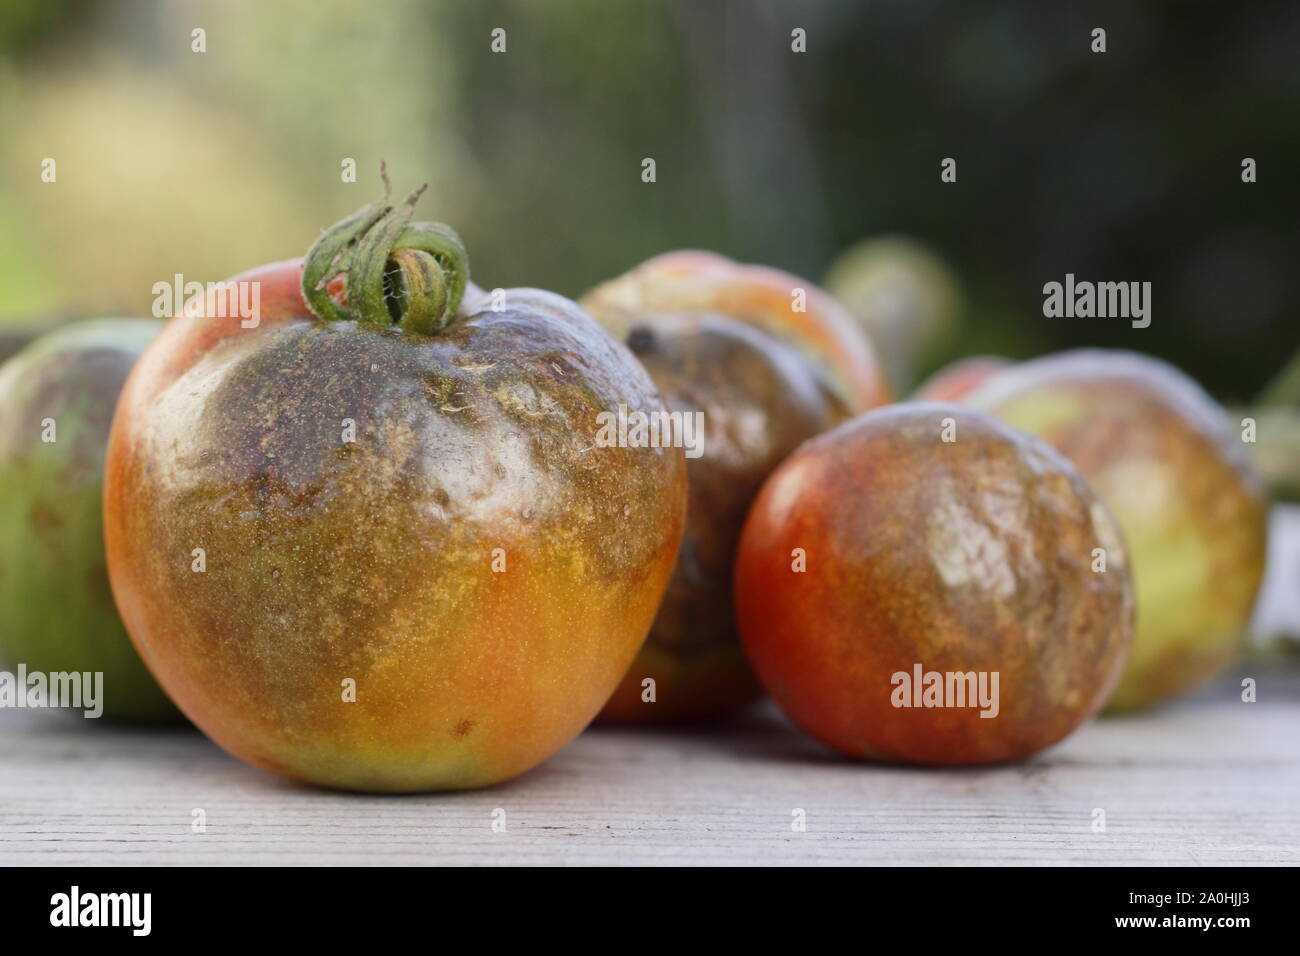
[891,663,1000,718]
[152,274,261,328]
[1042,273,1150,328]
[595,404,704,459]
[0,664,103,718]
[50,886,151,936]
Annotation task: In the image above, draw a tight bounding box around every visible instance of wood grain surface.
[2,666,1296,866]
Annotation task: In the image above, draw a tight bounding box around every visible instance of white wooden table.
[1,668,1296,866]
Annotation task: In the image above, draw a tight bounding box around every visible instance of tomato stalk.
[301,168,469,335]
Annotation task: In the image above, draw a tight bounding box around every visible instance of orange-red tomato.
[105,195,685,791]
[734,404,1133,764]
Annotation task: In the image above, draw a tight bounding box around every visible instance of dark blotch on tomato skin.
[599,312,846,723]
[163,308,676,587]
[734,403,1134,764]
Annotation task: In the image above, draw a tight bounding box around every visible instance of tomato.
[734,404,1133,764]
[104,186,686,791]
[0,319,176,720]
[597,313,844,722]
[581,250,889,413]
[821,236,963,394]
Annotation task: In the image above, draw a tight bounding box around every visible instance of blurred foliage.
[0,0,1295,400]
[0,0,84,57]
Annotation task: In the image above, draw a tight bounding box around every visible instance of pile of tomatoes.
[0,184,1267,791]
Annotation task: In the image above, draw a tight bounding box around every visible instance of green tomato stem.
[301,170,469,335]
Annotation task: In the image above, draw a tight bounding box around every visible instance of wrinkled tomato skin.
[734,404,1133,765]
[581,250,890,413]
[104,260,686,792]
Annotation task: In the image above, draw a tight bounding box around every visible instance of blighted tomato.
[104,186,686,791]
[734,404,1133,764]
[598,313,845,723]
[965,350,1269,711]
[581,250,889,413]
[0,319,177,720]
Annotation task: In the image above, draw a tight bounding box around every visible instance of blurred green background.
[0,0,1295,399]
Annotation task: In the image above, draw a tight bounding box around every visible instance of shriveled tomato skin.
[734,404,1133,765]
[105,260,686,791]
[581,250,890,413]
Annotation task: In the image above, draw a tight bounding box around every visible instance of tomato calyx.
[301,166,470,336]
